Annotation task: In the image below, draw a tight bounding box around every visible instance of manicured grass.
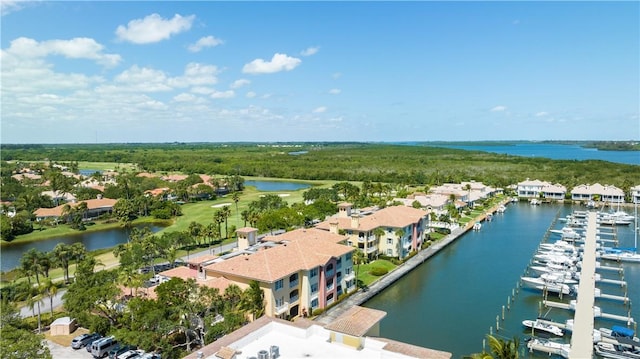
[356,259,397,287]
[77,161,137,172]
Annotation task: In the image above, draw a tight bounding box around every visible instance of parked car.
[140,353,161,359]
[108,344,134,359]
[86,334,104,352]
[117,349,145,359]
[71,333,101,349]
[92,336,118,358]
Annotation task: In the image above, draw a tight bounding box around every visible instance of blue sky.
[1,1,638,144]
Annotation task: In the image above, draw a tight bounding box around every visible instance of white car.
[117,349,145,359]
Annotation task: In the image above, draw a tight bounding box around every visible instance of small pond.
[1,224,164,272]
[244,180,311,191]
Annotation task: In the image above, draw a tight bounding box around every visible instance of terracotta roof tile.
[324,306,387,337]
[205,229,353,282]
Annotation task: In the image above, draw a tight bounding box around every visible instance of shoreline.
[315,198,511,325]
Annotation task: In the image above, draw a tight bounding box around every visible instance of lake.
[420,143,639,165]
[1,224,164,272]
[364,202,639,358]
[244,180,311,191]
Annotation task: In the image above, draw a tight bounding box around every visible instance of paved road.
[19,242,239,318]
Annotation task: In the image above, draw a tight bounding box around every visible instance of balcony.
[289,294,299,303]
[367,236,376,243]
[358,236,365,243]
[344,271,355,282]
[274,302,289,315]
[403,241,412,250]
[325,269,335,278]
[289,279,298,288]
[366,246,377,254]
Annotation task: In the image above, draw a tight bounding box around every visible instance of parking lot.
[47,340,96,359]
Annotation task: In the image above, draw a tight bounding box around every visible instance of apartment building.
[316,204,429,260]
[203,228,355,319]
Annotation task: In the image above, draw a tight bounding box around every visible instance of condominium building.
[571,183,625,203]
[517,179,567,200]
[315,204,429,260]
[203,228,355,319]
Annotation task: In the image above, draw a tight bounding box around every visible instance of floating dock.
[569,211,598,359]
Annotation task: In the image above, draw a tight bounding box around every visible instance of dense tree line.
[2,143,637,195]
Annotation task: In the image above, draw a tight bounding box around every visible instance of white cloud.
[535,111,549,117]
[300,46,319,56]
[112,65,172,92]
[211,90,235,99]
[230,79,251,89]
[3,37,121,67]
[169,63,219,87]
[328,88,341,95]
[242,53,301,74]
[188,35,223,52]
[191,86,215,95]
[1,0,31,15]
[313,106,327,113]
[115,13,195,44]
[246,91,256,98]
[490,105,507,112]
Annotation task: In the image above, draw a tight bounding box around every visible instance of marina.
[362,202,639,358]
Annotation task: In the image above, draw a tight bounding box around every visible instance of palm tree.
[464,335,519,359]
[43,278,58,319]
[221,205,231,239]
[52,243,72,283]
[20,248,43,285]
[352,249,367,288]
[27,285,45,333]
[232,192,240,221]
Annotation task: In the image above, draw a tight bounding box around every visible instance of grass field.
[356,259,397,287]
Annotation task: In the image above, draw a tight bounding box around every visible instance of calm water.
[244,180,311,191]
[424,143,639,165]
[0,224,163,272]
[364,203,639,358]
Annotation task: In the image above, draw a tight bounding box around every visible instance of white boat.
[522,319,564,336]
[533,253,579,265]
[594,342,640,359]
[600,250,640,263]
[529,265,577,276]
[540,272,578,284]
[472,222,481,231]
[521,276,574,295]
[550,227,583,240]
[530,198,541,205]
[526,338,570,358]
[496,205,506,213]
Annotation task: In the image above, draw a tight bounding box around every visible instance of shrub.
[369,266,388,276]
[312,308,324,316]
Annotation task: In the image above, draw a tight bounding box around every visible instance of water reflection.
[1,224,164,271]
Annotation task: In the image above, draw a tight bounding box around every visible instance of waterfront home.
[571,183,625,203]
[203,228,355,319]
[631,185,640,204]
[517,179,567,200]
[41,190,77,205]
[431,181,499,206]
[182,308,452,359]
[33,197,118,221]
[394,193,450,212]
[315,204,429,260]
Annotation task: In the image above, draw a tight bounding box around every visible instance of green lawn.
[356,259,397,287]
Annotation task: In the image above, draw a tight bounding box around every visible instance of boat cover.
[611,325,635,338]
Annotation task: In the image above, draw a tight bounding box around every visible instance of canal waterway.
[0,224,164,272]
[363,202,640,358]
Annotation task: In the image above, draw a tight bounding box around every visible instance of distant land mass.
[404,140,639,151]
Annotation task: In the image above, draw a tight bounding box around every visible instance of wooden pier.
[568,211,597,359]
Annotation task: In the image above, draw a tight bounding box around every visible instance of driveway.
[47,340,94,359]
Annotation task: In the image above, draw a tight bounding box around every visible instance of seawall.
[315,198,511,325]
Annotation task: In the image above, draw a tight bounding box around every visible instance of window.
[311,298,318,308]
[336,258,342,269]
[387,238,392,245]
[275,297,284,307]
[310,267,318,278]
[311,283,318,293]
[326,263,334,271]
[346,252,352,261]
[387,249,392,255]
[326,278,334,290]
[289,273,298,288]
[275,279,283,291]
[345,267,351,275]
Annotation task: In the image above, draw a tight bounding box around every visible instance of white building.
[571,183,625,203]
